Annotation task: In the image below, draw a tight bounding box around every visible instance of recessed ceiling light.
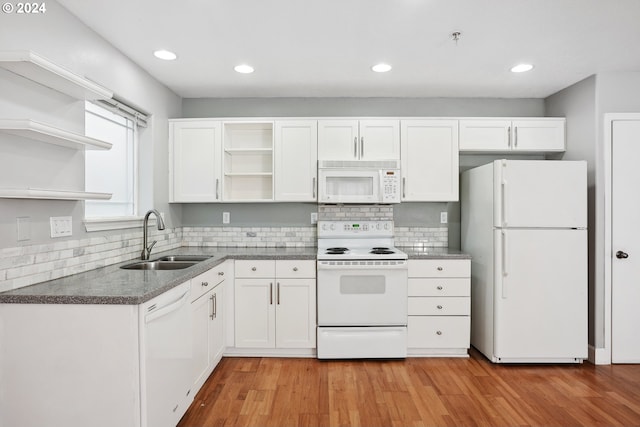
[371,63,392,73]
[153,50,177,61]
[234,64,255,74]
[511,63,534,73]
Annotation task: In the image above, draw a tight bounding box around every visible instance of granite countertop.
[0,246,469,305]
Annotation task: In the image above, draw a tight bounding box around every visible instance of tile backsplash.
[0,210,448,292]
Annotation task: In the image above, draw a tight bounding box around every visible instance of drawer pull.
[437,266,443,271]
[252,267,257,271]
[202,281,209,287]
[437,285,443,290]
[293,267,298,272]
[436,331,443,335]
[437,305,443,310]
[218,271,224,276]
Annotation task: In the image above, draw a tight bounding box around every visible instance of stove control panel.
[318,220,394,237]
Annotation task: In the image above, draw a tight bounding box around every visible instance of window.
[84,101,138,218]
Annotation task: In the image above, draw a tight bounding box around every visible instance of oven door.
[317,260,408,326]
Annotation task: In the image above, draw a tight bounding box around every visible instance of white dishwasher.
[139,282,193,427]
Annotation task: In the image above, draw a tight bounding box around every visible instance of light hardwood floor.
[178,349,640,427]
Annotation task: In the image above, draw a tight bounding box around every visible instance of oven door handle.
[317,261,408,270]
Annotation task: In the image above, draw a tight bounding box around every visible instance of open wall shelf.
[0,119,112,150]
[0,50,113,100]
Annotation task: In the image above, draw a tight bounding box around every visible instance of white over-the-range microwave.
[318,160,401,204]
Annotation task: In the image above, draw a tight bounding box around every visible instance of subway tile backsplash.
[0,211,447,292]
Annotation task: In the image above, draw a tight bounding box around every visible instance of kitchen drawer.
[408,259,470,278]
[408,278,469,297]
[275,260,316,278]
[408,316,470,349]
[408,297,470,316]
[235,260,276,278]
[190,263,226,302]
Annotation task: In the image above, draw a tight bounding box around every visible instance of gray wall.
[181,96,546,249]
[0,0,181,249]
[545,75,598,347]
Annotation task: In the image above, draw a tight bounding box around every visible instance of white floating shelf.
[0,119,112,150]
[224,172,273,177]
[224,148,273,154]
[0,50,113,100]
[0,188,112,200]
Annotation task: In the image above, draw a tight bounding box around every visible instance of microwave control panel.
[382,170,401,203]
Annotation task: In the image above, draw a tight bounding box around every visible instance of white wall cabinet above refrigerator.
[318,119,400,161]
[400,119,459,202]
[459,118,565,153]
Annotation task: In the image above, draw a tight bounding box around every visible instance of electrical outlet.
[440,212,448,224]
[50,216,72,238]
[222,212,230,224]
[311,212,318,224]
[16,217,30,241]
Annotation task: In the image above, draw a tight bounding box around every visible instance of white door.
[612,119,640,363]
[400,119,459,201]
[494,229,588,360]
[234,279,275,348]
[275,279,316,348]
[512,119,565,152]
[318,120,359,160]
[170,120,222,202]
[459,119,511,151]
[359,120,400,160]
[494,160,587,228]
[274,120,318,201]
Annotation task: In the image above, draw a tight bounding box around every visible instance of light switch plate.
[222,212,230,224]
[50,216,72,238]
[440,212,448,224]
[16,217,30,241]
[311,212,318,224]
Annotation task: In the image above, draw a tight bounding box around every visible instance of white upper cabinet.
[274,120,318,201]
[459,118,565,152]
[169,119,222,202]
[401,119,459,202]
[318,119,400,160]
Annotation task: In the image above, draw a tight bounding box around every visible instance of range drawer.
[408,297,470,316]
[408,278,469,297]
[275,260,316,278]
[235,260,276,278]
[408,259,470,278]
[190,263,226,302]
[408,316,470,349]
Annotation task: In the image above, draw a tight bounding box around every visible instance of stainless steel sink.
[120,261,197,270]
[153,255,212,262]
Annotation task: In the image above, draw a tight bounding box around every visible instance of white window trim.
[83,216,158,232]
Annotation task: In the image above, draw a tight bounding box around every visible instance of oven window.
[326,176,374,196]
[340,276,385,294]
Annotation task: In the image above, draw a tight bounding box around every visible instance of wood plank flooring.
[177,349,640,427]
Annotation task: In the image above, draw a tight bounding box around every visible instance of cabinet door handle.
[218,271,224,276]
[437,305,443,310]
[402,177,406,199]
[269,282,273,305]
[216,178,220,200]
[277,282,280,305]
[360,136,364,158]
[514,126,518,148]
[252,266,257,271]
[202,281,209,287]
[436,330,443,336]
[312,177,316,199]
[507,126,511,148]
[437,266,443,271]
[209,294,215,319]
[437,285,443,291]
[354,137,358,158]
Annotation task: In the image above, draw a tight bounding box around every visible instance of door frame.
[603,113,640,364]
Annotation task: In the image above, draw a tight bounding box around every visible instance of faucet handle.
[147,240,157,252]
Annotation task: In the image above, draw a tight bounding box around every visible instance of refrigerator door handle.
[502,230,508,298]
[501,179,508,227]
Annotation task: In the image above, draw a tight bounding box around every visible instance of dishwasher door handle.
[145,290,190,323]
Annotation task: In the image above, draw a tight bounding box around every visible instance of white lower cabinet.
[407,259,471,356]
[234,259,316,351]
[190,261,227,393]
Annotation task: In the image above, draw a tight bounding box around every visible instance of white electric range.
[316,220,408,359]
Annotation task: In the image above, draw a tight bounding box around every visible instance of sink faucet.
[141,209,166,260]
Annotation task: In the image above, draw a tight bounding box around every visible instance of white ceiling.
[58,0,640,99]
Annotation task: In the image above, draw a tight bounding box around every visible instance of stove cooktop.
[317,245,408,261]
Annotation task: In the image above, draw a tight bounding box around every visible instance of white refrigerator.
[461,159,588,363]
